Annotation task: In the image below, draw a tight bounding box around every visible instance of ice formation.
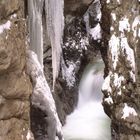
[28,0,44,68]
[45,0,64,87]
[28,0,64,87]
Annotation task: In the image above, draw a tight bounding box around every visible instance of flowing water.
[63,60,111,140]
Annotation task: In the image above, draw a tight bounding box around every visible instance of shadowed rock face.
[0,0,33,140]
[64,0,93,16]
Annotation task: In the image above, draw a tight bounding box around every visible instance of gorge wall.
[0,0,33,140]
[101,0,140,139]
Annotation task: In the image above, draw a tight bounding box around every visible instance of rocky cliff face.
[0,0,33,140]
[101,0,140,139]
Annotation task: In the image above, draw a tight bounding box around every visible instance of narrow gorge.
[0,0,140,140]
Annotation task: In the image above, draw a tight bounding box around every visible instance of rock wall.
[101,0,140,139]
[0,0,33,140]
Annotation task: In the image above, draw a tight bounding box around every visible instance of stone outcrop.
[0,0,33,140]
[101,0,140,139]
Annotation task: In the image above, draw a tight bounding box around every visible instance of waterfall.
[63,59,111,140]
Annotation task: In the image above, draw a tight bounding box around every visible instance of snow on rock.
[80,37,89,50]
[104,96,113,104]
[63,35,89,50]
[92,0,102,21]
[26,130,33,140]
[84,0,102,41]
[106,0,110,4]
[61,59,77,88]
[120,37,136,81]
[118,90,122,95]
[90,23,102,41]
[117,0,121,4]
[114,73,124,88]
[102,72,112,93]
[0,20,11,34]
[122,103,137,119]
[113,73,125,95]
[109,34,120,70]
[111,13,116,21]
[119,17,130,33]
[110,26,114,31]
[26,50,63,140]
[10,14,17,19]
[132,16,140,38]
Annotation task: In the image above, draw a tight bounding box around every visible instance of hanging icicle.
[28,0,44,68]
[28,0,64,87]
[45,0,64,88]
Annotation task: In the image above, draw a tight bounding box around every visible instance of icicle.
[28,0,44,68]
[45,0,64,88]
[26,50,64,140]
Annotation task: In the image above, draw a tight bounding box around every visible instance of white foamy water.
[63,61,111,140]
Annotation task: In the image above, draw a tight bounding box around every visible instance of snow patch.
[0,20,11,34]
[122,103,137,119]
[84,0,102,41]
[104,96,113,104]
[90,23,102,40]
[111,13,116,21]
[119,17,130,33]
[117,0,121,4]
[93,0,102,21]
[138,28,140,37]
[26,50,63,139]
[118,90,122,95]
[106,0,110,3]
[61,60,77,88]
[109,34,120,69]
[120,37,136,81]
[102,72,112,93]
[110,26,114,31]
[114,73,124,88]
[63,36,89,50]
[26,130,31,140]
[80,37,89,50]
[10,14,17,19]
[132,16,140,38]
